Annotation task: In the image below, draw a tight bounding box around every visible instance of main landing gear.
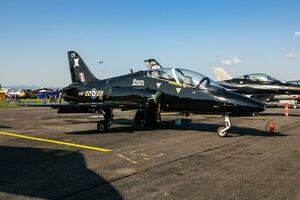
[217,114,231,137]
[134,110,146,126]
[96,109,113,133]
[134,99,160,127]
[134,108,158,127]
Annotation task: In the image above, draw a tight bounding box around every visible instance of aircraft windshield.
[147,68,222,90]
[238,73,280,82]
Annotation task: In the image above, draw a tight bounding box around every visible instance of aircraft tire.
[97,120,108,133]
[252,112,258,116]
[134,118,143,126]
[134,110,145,126]
[217,127,228,137]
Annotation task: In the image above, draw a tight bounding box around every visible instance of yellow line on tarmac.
[0,131,111,152]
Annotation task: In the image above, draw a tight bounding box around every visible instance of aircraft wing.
[18,101,141,113]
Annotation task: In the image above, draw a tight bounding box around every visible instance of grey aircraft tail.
[68,51,98,83]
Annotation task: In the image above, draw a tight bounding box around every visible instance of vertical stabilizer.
[68,51,98,83]
[213,68,232,81]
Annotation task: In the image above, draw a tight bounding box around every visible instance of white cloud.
[221,57,242,65]
[286,52,300,58]
[295,32,300,37]
[221,59,232,65]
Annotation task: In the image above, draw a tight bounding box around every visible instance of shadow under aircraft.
[65,118,286,137]
[22,51,265,137]
[0,146,122,199]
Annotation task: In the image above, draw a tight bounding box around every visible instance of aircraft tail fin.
[213,68,232,81]
[68,51,98,83]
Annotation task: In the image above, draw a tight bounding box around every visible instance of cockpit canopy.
[147,68,222,90]
[237,73,281,82]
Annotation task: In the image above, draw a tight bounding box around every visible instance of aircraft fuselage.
[219,79,300,95]
[63,70,264,116]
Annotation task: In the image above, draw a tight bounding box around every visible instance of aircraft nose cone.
[245,98,265,112]
[234,93,265,113]
[219,90,265,114]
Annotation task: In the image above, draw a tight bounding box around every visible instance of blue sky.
[0,0,300,87]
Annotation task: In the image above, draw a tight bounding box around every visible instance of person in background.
[144,58,162,70]
[54,89,59,103]
[43,95,47,104]
[58,92,63,104]
[15,95,20,103]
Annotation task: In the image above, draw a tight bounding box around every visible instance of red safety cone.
[266,120,275,134]
[284,103,289,117]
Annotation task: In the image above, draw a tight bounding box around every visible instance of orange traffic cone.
[285,103,289,117]
[266,120,275,134]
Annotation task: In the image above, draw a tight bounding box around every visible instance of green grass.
[0,99,64,108]
[0,101,18,108]
[19,99,45,103]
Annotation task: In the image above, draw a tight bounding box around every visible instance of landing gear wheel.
[217,114,231,137]
[217,127,228,137]
[134,118,143,126]
[134,110,145,126]
[97,120,108,133]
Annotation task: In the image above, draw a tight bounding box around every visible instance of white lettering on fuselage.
[132,79,144,87]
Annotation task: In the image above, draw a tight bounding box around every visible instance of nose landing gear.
[217,114,231,137]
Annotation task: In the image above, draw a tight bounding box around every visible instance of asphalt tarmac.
[0,107,300,200]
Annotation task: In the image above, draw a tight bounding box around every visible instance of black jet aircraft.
[23,51,265,137]
[288,80,300,85]
[213,68,300,101]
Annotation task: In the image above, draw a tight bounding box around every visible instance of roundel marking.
[91,88,98,99]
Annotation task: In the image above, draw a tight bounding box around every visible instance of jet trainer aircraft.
[213,68,300,101]
[23,51,265,137]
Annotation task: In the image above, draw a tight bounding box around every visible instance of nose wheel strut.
[217,114,231,137]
